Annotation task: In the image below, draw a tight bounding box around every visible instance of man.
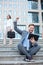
[14,18,41,61]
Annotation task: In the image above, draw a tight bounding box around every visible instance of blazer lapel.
[21,31,28,43]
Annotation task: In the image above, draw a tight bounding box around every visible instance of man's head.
[28,24,35,33]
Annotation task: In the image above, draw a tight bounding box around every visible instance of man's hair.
[28,24,35,27]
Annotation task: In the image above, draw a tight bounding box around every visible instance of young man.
[14,18,41,61]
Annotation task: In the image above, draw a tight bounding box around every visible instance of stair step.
[0,47,42,52]
[0,55,43,61]
[0,39,42,65]
[0,50,42,55]
[0,55,25,61]
[0,39,43,44]
[0,43,43,48]
[0,60,43,65]
[0,47,42,51]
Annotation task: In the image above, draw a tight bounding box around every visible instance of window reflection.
[34,25,39,34]
[42,12,43,22]
[0,0,3,2]
[41,0,43,10]
[28,0,38,9]
[0,11,2,15]
[15,25,26,38]
[28,12,39,23]
[0,4,2,8]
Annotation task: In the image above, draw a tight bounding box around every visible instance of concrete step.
[0,46,42,50]
[0,39,43,44]
[0,51,19,55]
[0,60,43,65]
[0,43,18,47]
[0,54,43,61]
[0,51,42,55]
[5,42,43,44]
[0,43,43,47]
[0,55,25,61]
[0,39,43,65]
[0,49,42,55]
[0,46,42,52]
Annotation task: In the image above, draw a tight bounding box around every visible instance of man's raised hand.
[16,17,19,21]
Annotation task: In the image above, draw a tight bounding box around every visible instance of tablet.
[28,33,39,41]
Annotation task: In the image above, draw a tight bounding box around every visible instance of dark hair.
[28,24,35,27]
[7,15,11,19]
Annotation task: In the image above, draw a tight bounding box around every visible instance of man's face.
[28,26,34,33]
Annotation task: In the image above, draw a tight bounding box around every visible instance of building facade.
[0,0,43,38]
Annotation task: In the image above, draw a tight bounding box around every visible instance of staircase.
[0,38,43,65]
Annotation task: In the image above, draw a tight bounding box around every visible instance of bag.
[7,31,15,38]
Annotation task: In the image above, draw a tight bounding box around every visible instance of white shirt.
[23,33,30,50]
[6,19,14,31]
[4,19,14,34]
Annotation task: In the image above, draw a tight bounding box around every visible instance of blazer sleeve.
[13,21,23,35]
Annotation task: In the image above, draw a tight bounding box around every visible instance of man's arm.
[14,18,23,35]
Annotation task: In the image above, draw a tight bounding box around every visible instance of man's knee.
[35,45,41,53]
[37,45,41,50]
[29,45,41,55]
[34,44,41,50]
[18,44,23,50]
[34,45,41,55]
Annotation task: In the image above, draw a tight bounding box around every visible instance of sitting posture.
[14,18,41,61]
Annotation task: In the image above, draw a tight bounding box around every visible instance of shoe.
[26,56,32,60]
[23,56,34,62]
[30,59,35,62]
[23,58,30,62]
[23,58,35,62]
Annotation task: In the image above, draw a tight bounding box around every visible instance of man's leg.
[18,43,32,60]
[28,44,41,56]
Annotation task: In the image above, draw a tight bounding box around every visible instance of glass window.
[4,4,8,8]
[9,4,12,8]
[0,0,3,2]
[8,10,12,15]
[9,0,16,2]
[28,0,38,9]
[0,4,2,8]
[14,4,16,7]
[0,32,3,39]
[0,18,1,21]
[14,11,16,15]
[4,0,17,2]
[15,25,26,38]
[0,18,3,39]
[41,0,43,10]
[34,25,39,34]
[4,10,7,15]
[28,12,39,23]
[0,11,2,15]
[42,12,43,22]
[3,0,8,1]
[4,18,7,24]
